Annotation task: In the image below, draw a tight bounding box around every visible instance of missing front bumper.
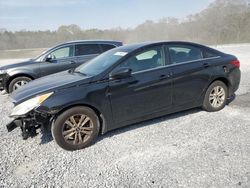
[6,118,38,139]
[6,119,20,132]
[0,79,3,90]
[6,112,52,140]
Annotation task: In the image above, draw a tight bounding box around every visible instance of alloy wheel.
[13,80,29,91]
[62,114,94,145]
[209,86,226,108]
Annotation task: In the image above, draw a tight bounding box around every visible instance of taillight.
[230,59,240,68]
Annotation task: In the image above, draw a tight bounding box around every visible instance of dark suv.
[0,40,122,93]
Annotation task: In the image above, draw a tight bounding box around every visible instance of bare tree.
[0,0,250,50]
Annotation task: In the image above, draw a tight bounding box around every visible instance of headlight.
[10,92,53,117]
[0,69,7,74]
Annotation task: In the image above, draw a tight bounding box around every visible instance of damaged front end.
[7,92,54,139]
[7,111,53,139]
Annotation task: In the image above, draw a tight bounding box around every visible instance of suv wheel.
[52,106,100,151]
[202,81,228,112]
[9,76,32,93]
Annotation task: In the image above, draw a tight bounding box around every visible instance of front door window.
[119,46,165,73]
[49,46,74,60]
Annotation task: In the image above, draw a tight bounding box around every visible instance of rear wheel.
[202,81,228,112]
[8,76,32,93]
[52,106,100,151]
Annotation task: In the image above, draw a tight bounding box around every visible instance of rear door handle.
[203,63,210,68]
[70,60,77,64]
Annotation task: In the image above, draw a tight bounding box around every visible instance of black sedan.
[0,40,122,93]
[7,41,241,151]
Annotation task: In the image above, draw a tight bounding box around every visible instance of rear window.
[100,44,116,52]
[75,44,101,56]
[168,45,203,64]
[203,49,219,58]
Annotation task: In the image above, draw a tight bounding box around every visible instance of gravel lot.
[0,45,250,187]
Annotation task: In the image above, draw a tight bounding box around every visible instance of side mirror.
[110,67,132,79]
[45,54,53,62]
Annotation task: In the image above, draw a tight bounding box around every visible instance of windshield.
[75,48,127,76]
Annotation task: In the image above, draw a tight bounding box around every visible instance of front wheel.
[202,81,228,112]
[52,106,100,151]
[8,76,32,93]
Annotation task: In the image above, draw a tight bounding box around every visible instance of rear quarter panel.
[206,55,241,96]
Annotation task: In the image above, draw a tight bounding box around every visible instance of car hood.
[10,71,92,104]
[0,59,34,70]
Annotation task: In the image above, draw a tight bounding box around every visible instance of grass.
[0,48,47,59]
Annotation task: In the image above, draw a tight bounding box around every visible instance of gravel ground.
[0,45,250,187]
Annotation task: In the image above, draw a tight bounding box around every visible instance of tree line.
[0,0,250,50]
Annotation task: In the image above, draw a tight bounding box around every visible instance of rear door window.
[75,44,101,56]
[203,49,219,58]
[168,45,203,64]
[100,44,116,52]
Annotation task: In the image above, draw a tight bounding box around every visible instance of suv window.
[100,44,116,52]
[75,44,101,56]
[119,46,164,73]
[168,45,203,64]
[49,46,73,59]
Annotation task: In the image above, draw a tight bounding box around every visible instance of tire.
[202,81,228,112]
[8,76,32,93]
[52,106,100,151]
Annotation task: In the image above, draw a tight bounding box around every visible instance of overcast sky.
[0,0,214,31]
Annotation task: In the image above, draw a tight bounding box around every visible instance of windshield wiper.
[68,68,75,73]
[73,70,88,76]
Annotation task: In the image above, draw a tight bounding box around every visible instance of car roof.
[112,41,210,54]
[57,40,123,46]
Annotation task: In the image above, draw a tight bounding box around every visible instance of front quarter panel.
[6,61,40,79]
[4,67,39,91]
[7,68,38,79]
[36,81,113,131]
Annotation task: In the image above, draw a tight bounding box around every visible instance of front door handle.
[160,74,167,79]
[159,73,172,80]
